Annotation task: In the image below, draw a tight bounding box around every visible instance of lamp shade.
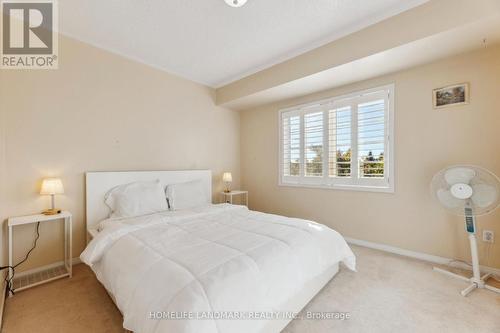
[222,172,232,183]
[40,178,64,195]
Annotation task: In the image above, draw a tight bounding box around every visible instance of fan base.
[433,266,500,296]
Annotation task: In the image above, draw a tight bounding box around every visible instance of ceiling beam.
[215,0,500,107]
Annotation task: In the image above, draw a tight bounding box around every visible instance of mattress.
[81,204,355,333]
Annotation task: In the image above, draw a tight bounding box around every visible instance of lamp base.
[42,208,61,215]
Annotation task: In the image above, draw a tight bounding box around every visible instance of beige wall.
[0,35,240,271]
[240,45,500,268]
[0,81,6,278]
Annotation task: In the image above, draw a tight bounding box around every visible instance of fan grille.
[431,165,500,216]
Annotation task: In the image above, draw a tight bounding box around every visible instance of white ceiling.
[59,0,429,87]
[223,17,500,110]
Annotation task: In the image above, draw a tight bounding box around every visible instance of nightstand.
[221,190,248,207]
[7,211,72,296]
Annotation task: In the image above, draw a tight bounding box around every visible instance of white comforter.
[81,204,355,333]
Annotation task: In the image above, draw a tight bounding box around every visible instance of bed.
[81,170,355,333]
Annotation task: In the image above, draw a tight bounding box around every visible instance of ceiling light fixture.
[224,0,248,8]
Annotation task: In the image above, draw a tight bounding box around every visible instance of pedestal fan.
[431,165,500,296]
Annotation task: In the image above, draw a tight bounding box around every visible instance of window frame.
[278,84,395,193]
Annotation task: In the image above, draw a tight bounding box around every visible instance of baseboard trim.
[15,257,82,279]
[345,237,500,276]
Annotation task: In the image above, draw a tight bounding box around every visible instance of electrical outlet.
[483,230,494,243]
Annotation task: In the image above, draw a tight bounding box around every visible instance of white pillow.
[166,179,207,210]
[105,180,168,218]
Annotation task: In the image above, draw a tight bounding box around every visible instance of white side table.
[7,211,72,296]
[221,190,248,207]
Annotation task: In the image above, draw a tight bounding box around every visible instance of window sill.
[278,181,394,193]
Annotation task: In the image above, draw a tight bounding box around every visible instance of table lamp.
[40,178,64,215]
[222,172,232,193]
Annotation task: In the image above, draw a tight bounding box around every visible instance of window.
[279,85,394,192]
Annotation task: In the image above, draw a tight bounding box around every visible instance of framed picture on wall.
[433,83,469,109]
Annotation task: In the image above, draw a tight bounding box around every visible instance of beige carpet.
[2,246,500,333]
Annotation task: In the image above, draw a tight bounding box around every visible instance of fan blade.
[471,184,498,208]
[444,167,476,185]
[437,189,463,209]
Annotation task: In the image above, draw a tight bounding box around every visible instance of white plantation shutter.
[282,113,301,177]
[328,106,352,178]
[304,111,323,177]
[279,85,394,192]
[358,99,386,179]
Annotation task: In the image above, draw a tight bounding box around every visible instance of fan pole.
[433,215,500,297]
[468,233,481,284]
